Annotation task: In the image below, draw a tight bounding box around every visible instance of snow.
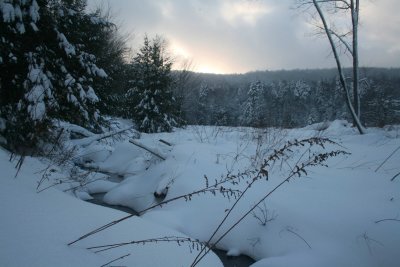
[16,22,25,33]
[85,179,118,194]
[27,100,46,121]
[57,31,76,56]
[58,120,95,138]
[1,120,399,267]
[64,74,75,86]
[25,66,54,121]
[93,67,108,78]
[95,121,399,267]
[78,84,86,100]
[94,110,100,121]
[67,93,79,105]
[94,139,151,175]
[28,67,42,83]
[1,2,15,22]
[86,86,99,103]
[14,4,22,21]
[77,52,107,79]
[0,148,222,267]
[30,21,38,31]
[26,84,45,102]
[29,0,40,22]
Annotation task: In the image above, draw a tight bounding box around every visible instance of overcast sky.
[88,0,400,74]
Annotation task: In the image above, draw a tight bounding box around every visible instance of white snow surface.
[101,121,399,267]
[1,120,400,267]
[0,147,221,267]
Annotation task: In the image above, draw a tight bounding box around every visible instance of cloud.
[88,0,400,73]
[220,0,272,26]
[361,0,400,54]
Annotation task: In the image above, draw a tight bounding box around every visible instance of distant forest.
[175,68,400,128]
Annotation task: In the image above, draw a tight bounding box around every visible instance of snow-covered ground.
[1,120,400,267]
[0,148,221,266]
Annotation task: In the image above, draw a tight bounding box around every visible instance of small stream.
[86,191,255,267]
[83,165,255,266]
[87,192,138,215]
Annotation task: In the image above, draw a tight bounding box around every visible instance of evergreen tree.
[0,0,107,151]
[196,82,210,124]
[129,35,180,133]
[241,81,265,127]
[82,7,130,117]
[47,0,107,128]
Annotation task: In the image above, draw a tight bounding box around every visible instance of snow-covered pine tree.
[241,81,266,127]
[196,82,210,125]
[129,35,180,133]
[291,80,311,126]
[0,0,53,149]
[47,0,107,128]
[0,0,107,151]
[80,6,130,117]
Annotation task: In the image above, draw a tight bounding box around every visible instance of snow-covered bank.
[0,148,222,267]
[89,121,400,267]
[1,120,399,267]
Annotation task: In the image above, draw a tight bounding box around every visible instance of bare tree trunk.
[312,0,365,134]
[351,0,361,119]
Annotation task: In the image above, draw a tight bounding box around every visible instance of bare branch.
[330,30,353,55]
[281,227,312,249]
[375,218,400,224]
[87,236,206,254]
[296,0,351,9]
[391,172,400,182]
[100,253,130,267]
[375,146,400,172]
[129,139,166,160]
[74,126,137,147]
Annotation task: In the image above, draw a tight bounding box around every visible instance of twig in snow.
[359,232,384,255]
[159,139,172,146]
[252,201,277,226]
[129,139,166,160]
[375,146,400,172]
[100,253,130,267]
[68,213,135,246]
[95,127,137,143]
[390,172,400,182]
[281,227,312,249]
[375,218,400,224]
[88,236,206,254]
[14,155,25,178]
[77,127,136,148]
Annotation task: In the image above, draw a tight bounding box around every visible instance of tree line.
[178,69,400,128]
